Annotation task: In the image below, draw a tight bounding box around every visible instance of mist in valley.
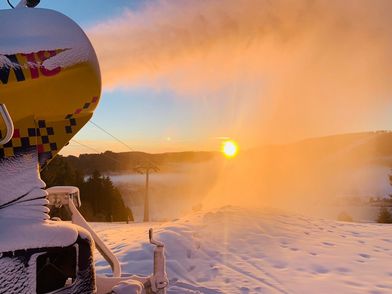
[108,132,392,222]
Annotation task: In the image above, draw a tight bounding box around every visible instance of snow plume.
[88,1,392,216]
[88,0,392,143]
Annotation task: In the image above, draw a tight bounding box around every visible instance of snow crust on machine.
[0,220,79,253]
[0,6,99,253]
[0,151,48,220]
[0,151,78,252]
[0,8,93,70]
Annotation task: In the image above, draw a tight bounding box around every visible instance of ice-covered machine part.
[46,187,169,294]
[0,146,97,293]
[0,146,81,250]
[0,3,168,294]
[0,5,101,293]
[0,147,48,221]
[0,7,101,169]
[0,1,101,234]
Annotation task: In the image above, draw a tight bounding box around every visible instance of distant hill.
[249,131,392,168]
[64,150,220,174]
[61,131,392,175]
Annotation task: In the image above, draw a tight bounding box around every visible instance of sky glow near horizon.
[3,0,392,155]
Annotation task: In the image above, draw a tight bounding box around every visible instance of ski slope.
[92,206,392,294]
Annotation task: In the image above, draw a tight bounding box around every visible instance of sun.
[222,140,238,158]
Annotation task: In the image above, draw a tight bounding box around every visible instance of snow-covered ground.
[92,206,392,294]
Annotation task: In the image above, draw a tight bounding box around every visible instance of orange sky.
[64,0,392,155]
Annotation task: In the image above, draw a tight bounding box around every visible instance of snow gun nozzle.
[14,0,40,8]
[149,228,164,247]
[26,0,40,7]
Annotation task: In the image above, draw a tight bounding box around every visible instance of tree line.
[66,151,217,174]
[41,155,133,222]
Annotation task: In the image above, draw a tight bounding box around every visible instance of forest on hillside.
[65,151,218,174]
[41,156,133,222]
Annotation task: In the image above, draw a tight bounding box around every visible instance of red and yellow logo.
[0,49,63,85]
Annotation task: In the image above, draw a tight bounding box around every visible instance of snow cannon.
[0,2,101,294]
[0,2,168,294]
[0,4,101,168]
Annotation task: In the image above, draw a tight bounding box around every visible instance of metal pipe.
[0,104,14,146]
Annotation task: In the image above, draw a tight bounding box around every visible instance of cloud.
[87,0,392,145]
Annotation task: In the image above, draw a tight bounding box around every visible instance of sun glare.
[222,140,238,158]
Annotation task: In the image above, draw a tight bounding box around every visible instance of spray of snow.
[85,0,392,216]
[88,0,392,144]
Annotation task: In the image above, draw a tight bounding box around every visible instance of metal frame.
[0,104,14,145]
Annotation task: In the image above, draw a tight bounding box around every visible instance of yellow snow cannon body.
[0,7,101,168]
[0,5,168,294]
[0,6,101,293]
